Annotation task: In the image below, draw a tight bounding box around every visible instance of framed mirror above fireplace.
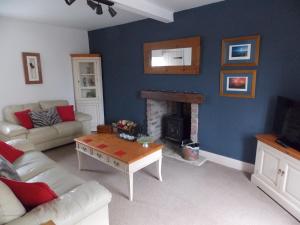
[144,36,201,75]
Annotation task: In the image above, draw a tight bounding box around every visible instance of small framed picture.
[221,35,260,66]
[22,52,43,84]
[220,70,257,98]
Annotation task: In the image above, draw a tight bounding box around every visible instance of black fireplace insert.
[162,102,191,143]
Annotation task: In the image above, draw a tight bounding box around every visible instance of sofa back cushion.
[0,181,26,224]
[39,100,69,110]
[3,103,41,124]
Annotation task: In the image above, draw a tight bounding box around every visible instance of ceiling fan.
[65,0,117,17]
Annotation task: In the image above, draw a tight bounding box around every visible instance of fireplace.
[141,90,204,143]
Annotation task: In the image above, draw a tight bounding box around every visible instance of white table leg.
[128,172,133,201]
[77,150,82,170]
[156,157,163,182]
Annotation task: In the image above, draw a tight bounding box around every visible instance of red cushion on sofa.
[56,105,75,121]
[0,141,24,163]
[0,177,58,210]
[14,110,33,129]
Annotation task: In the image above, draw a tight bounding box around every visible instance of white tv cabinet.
[251,134,300,220]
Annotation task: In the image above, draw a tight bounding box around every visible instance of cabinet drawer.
[94,151,105,162]
[76,143,128,173]
[106,156,127,172]
[77,143,93,156]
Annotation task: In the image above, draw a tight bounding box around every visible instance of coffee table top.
[75,134,163,164]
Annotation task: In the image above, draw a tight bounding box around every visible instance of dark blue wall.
[88,0,300,163]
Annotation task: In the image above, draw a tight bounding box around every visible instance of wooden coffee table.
[75,134,163,201]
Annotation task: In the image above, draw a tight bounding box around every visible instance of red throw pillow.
[14,109,33,129]
[56,105,75,121]
[0,177,58,210]
[0,141,24,163]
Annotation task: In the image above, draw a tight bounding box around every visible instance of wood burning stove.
[162,102,191,143]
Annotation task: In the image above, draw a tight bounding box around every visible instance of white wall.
[0,18,89,120]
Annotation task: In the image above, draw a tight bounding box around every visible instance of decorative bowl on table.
[137,136,153,148]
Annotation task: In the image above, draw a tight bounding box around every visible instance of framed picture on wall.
[22,52,43,84]
[221,35,260,67]
[220,70,257,98]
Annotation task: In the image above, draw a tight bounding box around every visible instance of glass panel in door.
[79,62,95,74]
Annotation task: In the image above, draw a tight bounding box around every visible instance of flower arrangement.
[116,120,137,134]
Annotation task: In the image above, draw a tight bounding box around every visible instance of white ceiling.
[0,0,224,31]
[150,0,223,12]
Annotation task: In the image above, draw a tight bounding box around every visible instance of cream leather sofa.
[0,100,92,151]
[3,139,112,225]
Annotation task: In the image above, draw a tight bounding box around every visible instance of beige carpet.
[45,144,299,225]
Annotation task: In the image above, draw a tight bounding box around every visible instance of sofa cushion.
[52,121,82,137]
[0,155,21,180]
[56,105,75,121]
[29,111,49,128]
[39,100,69,110]
[27,167,84,196]
[0,181,26,224]
[27,127,59,145]
[14,151,56,181]
[3,103,41,124]
[29,108,61,128]
[0,177,58,211]
[0,141,24,163]
[14,110,33,129]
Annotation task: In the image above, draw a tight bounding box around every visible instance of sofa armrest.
[7,181,112,225]
[75,112,92,122]
[0,121,28,139]
[6,139,36,152]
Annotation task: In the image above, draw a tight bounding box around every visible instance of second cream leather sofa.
[2,139,112,225]
[0,100,92,151]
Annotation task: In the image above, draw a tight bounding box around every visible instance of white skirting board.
[199,149,254,173]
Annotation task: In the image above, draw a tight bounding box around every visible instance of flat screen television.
[273,96,300,151]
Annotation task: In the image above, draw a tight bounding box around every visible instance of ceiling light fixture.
[96,3,103,15]
[87,0,97,10]
[65,0,117,17]
[65,0,77,6]
[108,6,117,17]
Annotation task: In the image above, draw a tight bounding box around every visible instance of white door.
[279,158,300,209]
[256,142,282,189]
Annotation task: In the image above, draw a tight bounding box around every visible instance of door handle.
[281,170,285,176]
[278,169,282,175]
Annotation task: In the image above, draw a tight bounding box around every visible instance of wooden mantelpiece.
[141,90,204,104]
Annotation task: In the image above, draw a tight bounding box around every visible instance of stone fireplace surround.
[141,91,204,143]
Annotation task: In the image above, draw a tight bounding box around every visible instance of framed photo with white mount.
[220,70,257,99]
[221,35,260,67]
[22,52,43,84]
